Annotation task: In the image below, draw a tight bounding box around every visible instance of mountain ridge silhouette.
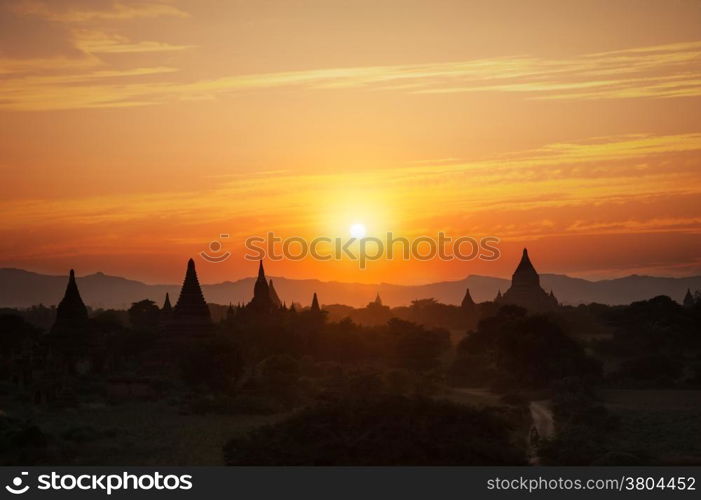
[2,267,700,310]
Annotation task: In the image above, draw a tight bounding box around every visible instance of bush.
[224,394,527,465]
[178,337,244,392]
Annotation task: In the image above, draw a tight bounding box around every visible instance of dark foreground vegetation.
[1,291,700,465]
[224,394,527,465]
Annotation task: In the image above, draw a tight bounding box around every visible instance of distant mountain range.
[1,268,700,310]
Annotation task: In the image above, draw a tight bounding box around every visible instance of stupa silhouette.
[310,292,321,313]
[51,269,89,336]
[496,248,558,311]
[461,287,476,314]
[170,258,212,335]
[49,269,95,373]
[161,293,172,314]
[247,261,282,312]
[683,288,695,307]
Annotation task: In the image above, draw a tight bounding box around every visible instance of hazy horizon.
[5,259,701,288]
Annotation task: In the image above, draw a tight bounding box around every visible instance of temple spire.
[500,248,558,311]
[461,287,475,310]
[310,292,320,313]
[51,269,89,335]
[162,292,172,313]
[172,258,211,331]
[248,260,274,311]
[513,247,539,286]
[683,288,695,307]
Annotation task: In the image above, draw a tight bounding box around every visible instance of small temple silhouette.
[310,292,321,313]
[461,287,476,315]
[683,288,696,307]
[48,269,97,376]
[160,292,173,325]
[247,261,286,313]
[51,269,89,336]
[161,292,172,314]
[495,248,558,312]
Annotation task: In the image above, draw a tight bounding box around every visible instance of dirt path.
[528,400,554,464]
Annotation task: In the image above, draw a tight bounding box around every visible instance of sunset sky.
[1,0,700,284]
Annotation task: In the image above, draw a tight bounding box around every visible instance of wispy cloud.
[73,30,195,54]
[12,1,189,22]
[1,37,700,110]
[1,133,699,236]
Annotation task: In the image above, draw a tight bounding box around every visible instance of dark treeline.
[1,278,701,465]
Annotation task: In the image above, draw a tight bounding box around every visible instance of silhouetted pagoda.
[51,269,89,336]
[247,261,276,312]
[495,248,558,312]
[310,292,321,313]
[49,269,95,374]
[461,287,476,314]
[161,293,172,314]
[683,289,695,307]
[170,258,212,335]
[367,292,385,310]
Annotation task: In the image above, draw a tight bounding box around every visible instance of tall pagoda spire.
[500,248,558,311]
[171,258,211,334]
[310,292,321,313]
[461,287,476,311]
[248,260,274,311]
[512,248,539,287]
[162,292,172,314]
[51,269,89,335]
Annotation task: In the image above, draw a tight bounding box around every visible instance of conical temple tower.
[461,287,476,313]
[170,258,212,335]
[310,292,321,313]
[461,287,478,329]
[161,293,173,314]
[683,289,695,307]
[51,269,89,335]
[248,261,275,312]
[50,270,94,373]
[498,248,558,312]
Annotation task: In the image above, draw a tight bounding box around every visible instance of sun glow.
[349,223,367,239]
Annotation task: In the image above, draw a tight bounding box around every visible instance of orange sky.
[1,0,700,284]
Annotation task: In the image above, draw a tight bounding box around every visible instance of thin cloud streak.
[1,41,700,110]
[1,133,699,232]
